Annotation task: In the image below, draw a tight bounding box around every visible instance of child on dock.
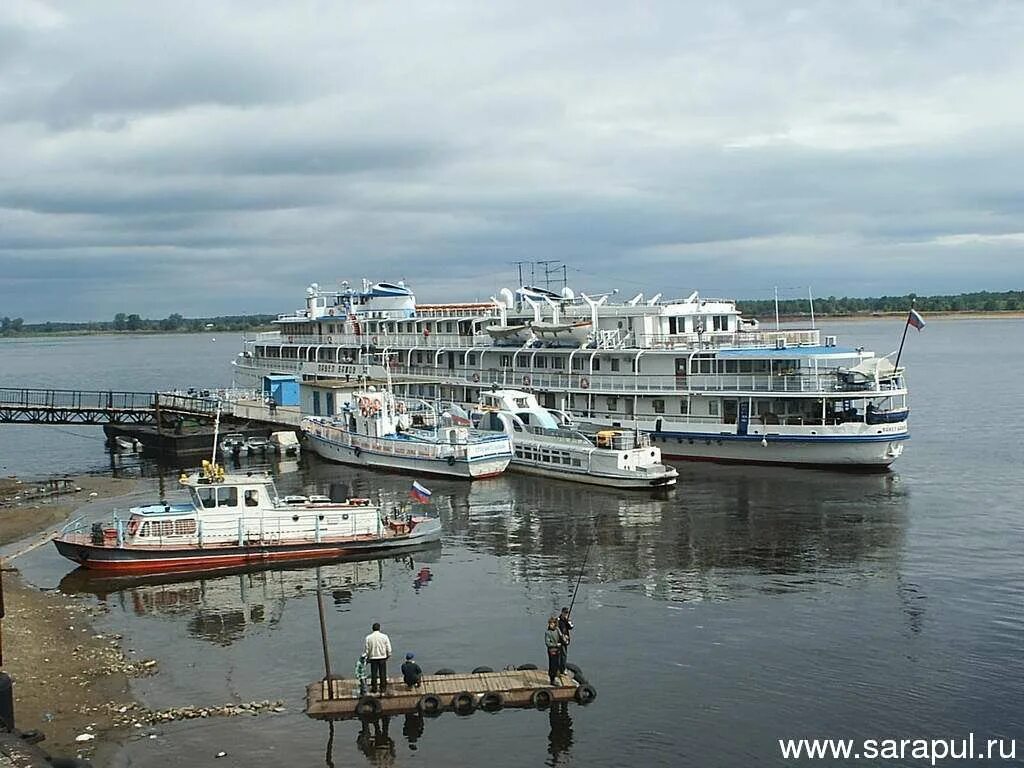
[355,654,368,696]
[401,652,423,689]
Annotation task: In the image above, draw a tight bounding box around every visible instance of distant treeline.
[0,313,278,337]
[736,290,1024,319]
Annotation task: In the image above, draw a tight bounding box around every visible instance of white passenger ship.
[234,279,910,467]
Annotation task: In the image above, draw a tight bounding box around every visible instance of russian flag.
[908,308,926,331]
[409,481,432,503]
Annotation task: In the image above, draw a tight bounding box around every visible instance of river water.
[1,319,1023,767]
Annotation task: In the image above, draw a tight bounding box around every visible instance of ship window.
[216,487,238,507]
[500,355,512,368]
[245,490,259,507]
[572,458,582,467]
[739,360,754,374]
[553,357,565,370]
[174,519,197,535]
[139,522,149,537]
[653,399,665,414]
[592,358,601,372]
[680,399,689,415]
[571,357,583,371]
[446,322,454,333]
[535,356,547,369]
[611,359,620,372]
[468,353,477,366]
[198,487,216,508]
[606,397,618,411]
[708,400,719,416]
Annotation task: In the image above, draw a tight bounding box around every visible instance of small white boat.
[475,389,677,488]
[485,323,534,346]
[528,319,592,346]
[220,433,246,457]
[270,431,300,456]
[53,461,440,574]
[302,386,512,480]
[244,436,271,454]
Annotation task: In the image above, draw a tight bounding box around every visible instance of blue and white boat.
[237,279,910,468]
[301,385,513,479]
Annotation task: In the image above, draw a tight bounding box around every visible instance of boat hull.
[652,431,907,467]
[511,461,676,488]
[53,520,442,575]
[303,432,510,479]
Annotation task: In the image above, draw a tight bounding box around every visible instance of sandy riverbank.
[1,474,143,762]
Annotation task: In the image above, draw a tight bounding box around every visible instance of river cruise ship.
[234,280,909,467]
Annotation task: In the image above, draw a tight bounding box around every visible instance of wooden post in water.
[315,566,334,699]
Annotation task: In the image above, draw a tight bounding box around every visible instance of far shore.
[761,310,1024,323]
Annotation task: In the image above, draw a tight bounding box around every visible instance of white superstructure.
[234,278,910,467]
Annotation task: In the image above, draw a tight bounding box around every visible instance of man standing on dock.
[364,622,392,694]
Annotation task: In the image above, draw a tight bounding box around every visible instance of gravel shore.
[1,474,141,762]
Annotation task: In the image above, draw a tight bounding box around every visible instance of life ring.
[127,519,140,536]
[471,372,480,383]
[354,695,382,719]
[417,694,443,717]
[447,456,456,466]
[574,683,597,705]
[326,335,333,343]
[353,446,362,458]
[580,377,589,389]
[531,689,553,709]
[451,692,476,716]
[479,691,504,712]
[522,375,531,386]
[371,336,379,346]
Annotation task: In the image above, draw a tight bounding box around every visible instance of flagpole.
[893,300,915,371]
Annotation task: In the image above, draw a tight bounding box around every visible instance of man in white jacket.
[364,622,392,694]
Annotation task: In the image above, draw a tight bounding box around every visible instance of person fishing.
[557,606,574,674]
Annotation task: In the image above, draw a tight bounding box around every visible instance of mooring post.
[315,566,334,699]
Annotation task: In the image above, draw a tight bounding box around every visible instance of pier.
[306,668,596,720]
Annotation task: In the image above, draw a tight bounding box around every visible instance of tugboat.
[52,461,441,574]
[475,389,678,488]
[302,385,512,479]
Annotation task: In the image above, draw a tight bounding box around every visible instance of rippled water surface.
[2,320,1023,767]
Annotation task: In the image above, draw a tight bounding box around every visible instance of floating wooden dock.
[306,668,597,720]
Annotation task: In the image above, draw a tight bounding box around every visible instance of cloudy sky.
[2,0,1023,321]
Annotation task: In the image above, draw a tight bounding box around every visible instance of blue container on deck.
[263,375,299,406]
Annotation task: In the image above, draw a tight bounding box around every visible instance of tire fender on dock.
[574,683,597,705]
[451,691,477,715]
[479,691,504,712]
[355,695,382,719]
[417,694,443,717]
[531,689,553,709]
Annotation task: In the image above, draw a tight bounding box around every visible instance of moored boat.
[475,389,678,488]
[52,461,441,574]
[302,385,512,479]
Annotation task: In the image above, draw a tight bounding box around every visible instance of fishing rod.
[567,542,593,616]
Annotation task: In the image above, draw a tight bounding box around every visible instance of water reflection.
[322,705,575,767]
[59,551,440,646]
[436,466,909,601]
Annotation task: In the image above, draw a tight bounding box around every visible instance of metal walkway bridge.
[0,388,224,425]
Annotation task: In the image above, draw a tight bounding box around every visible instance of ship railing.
[257,332,493,349]
[635,329,821,350]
